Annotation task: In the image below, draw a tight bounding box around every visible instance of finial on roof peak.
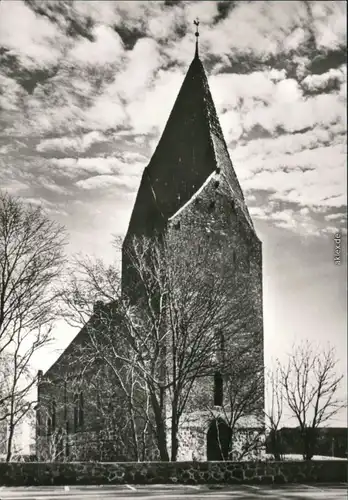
[193,18,200,58]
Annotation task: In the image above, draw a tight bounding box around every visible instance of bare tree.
[122,213,263,461]
[264,366,284,460]
[36,391,68,462]
[58,258,156,462]
[191,329,264,461]
[279,341,347,460]
[72,338,155,462]
[61,206,262,461]
[0,191,66,461]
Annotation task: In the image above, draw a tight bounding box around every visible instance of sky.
[0,1,347,425]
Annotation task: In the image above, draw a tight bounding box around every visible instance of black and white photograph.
[0,1,346,499]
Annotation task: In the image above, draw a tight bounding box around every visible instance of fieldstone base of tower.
[177,425,207,461]
[36,430,159,462]
[167,414,266,462]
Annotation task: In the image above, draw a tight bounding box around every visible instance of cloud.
[325,213,347,221]
[78,37,166,133]
[109,37,163,101]
[35,179,69,195]
[246,193,256,203]
[202,1,310,59]
[76,174,138,191]
[37,131,108,154]
[0,179,29,196]
[0,139,27,155]
[302,65,346,93]
[210,68,287,110]
[249,205,337,237]
[207,67,346,172]
[112,1,218,42]
[51,157,115,176]
[72,1,121,27]
[211,71,346,140]
[249,206,268,219]
[0,75,28,112]
[68,24,124,66]
[230,102,346,209]
[22,196,69,216]
[121,151,148,163]
[126,67,185,135]
[238,142,346,208]
[4,67,108,136]
[310,1,347,51]
[0,0,346,239]
[200,1,346,64]
[1,71,93,137]
[50,155,146,184]
[82,93,126,133]
[233,127,345,164]
[25,92,83,134]
[0,0,64,69]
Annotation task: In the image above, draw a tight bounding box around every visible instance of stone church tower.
[122,32,264,461]
[35,28,264,464]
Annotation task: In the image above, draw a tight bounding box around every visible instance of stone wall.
[176,425,206,461]
[171,418,265,462]
[0,460,346,487]
[37,429,159,463]
[164,173,264,463]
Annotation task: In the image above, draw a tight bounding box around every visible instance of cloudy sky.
[0,1,346,423]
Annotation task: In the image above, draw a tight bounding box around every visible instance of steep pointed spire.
[125,43,255,239]
[194,18,200,59]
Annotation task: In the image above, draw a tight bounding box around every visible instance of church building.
[36,26,264,462]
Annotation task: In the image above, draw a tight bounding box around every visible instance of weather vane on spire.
[194,18,200,58]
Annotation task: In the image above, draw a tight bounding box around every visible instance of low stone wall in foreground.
[0,460,346,486]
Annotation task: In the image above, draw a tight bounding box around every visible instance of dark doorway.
[207,418,232,460]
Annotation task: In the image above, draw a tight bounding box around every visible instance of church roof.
[125,50,254,238]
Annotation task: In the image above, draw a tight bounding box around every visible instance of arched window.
[47,416,52,437]
[51,400,56,432]
[79,392,84,428]
[214,371,223,407]
[73,394,78,433]
[63,381,68,423]
[65,420,70,458]
[36,407,42,437]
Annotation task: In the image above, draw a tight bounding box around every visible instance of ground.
[0,484,347,500]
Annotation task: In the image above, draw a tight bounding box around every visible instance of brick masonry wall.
[0,460,346,486]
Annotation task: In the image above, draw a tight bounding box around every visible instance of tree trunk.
[129,402,139,461]
[150,392,169,461]
[300,427,315,460]
[303,427,317,461]
[171,413,179,461]
[6,421,14,462]
[156,418,169,461]
[270,429,281,461]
